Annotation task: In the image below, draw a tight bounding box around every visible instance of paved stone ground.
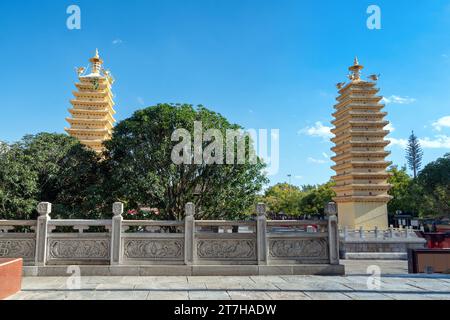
[6,260,450,300]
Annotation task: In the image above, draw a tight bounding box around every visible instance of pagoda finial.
[89,48,103,74]
[348,56,364,81]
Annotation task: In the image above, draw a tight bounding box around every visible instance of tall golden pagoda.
[65,49,116,153]
[331,58,392,229]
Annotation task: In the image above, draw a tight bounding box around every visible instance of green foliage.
[417,153,450,217]
[261,181,335,217]
[263,183,303,215]
[0,133,104,219]
[298,181,335,215]
[103,103,268,220]
[406,131,423,178]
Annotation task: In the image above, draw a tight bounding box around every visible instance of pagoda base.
[337,202,388,230]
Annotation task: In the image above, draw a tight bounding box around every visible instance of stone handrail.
[0,202,340,268]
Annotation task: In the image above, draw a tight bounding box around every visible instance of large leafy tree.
[418,153,450,217]
[103,103,268,220]
[406,131,423,179]
[263,183,303,215]
[0,133,104,219]
[298,181,335,216]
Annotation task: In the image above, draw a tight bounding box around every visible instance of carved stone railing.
[0,202,340,267]
[0,220,37,265]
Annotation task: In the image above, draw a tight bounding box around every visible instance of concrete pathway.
[6,260,450,300]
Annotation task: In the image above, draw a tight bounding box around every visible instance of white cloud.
[419,135,450,149]
[307,157,328,164]
[382,95,416,105]
[299,121,333,140]
[112,39,123,45]
[388,135,450,149]
[322,152,329,159]
[384,123,395,132]
[432,116,450,131]
[388,138,408,148]
[294,175,303,179]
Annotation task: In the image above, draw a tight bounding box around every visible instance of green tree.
[417,153,450,217]
[0,133,104,219]
[0,142,38,219]
[406,131,423,179]
[298,181,336,215]
[103,103,268,220]
[263,183,303,215]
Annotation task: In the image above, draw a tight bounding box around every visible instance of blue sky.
[1,0,450,187]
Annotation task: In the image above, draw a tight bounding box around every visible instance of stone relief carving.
[124,239,183,259]
[0,239,36,259]
[269,239,328,259]
[48,239,110,259]
[197,239,256,259]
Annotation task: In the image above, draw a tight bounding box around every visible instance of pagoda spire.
[89,48,103,74]
[348,56,364,81]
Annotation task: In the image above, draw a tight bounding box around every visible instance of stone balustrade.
[0,202,344,275]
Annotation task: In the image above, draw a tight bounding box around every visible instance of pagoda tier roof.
[331,150,391,162]
[332,130,389,144]
[331,161,391,171]
[332,195,392,203]
[332,105,384,117]
[331,120,389,133]
[68,109,116,123]
[75,83,110,91]
[65,127,111,135]
[338,81,376,93]
[332,112,387,126]
[66,117,114,129]
[72,90,114,101]
[333,184,391,192]
[332,141,390,153]
[68,105,116,115]
[70,99,113,106]
[332,172,390,181]
[336,94,382,104]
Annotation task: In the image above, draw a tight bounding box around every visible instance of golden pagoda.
[65,49,116,153]
[331,58,392,229]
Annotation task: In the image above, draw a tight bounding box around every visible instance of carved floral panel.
[269,239,328,259]
[124,239,183,260]
[48,239,110,259]
[0,239,35,259]
[197,239,256,259]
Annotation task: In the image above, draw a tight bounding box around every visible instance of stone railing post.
[35,202,51,266]
[184,203,195,265]
[325,202,339,265]
[343,226,348,240]
[110,202,123,265]
[256,203,268,265]
[374,226,379,239]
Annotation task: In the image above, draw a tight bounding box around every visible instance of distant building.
[65,49,116,153]
[331,58,392,229]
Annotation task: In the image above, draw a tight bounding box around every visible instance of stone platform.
[7,260,450,300]
[23,264,345,277]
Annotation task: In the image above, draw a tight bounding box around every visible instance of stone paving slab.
[6,260,450,300]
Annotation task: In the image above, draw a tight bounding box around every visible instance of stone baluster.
[389,225,394,238]
[256,203,268,265]
[359,226,365,239]
[325,202,339,265]
[343,226,348,241]
[35,202,51,266]
[374,226,379,239]
[184,203,195,265]
[110,202,123,265]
